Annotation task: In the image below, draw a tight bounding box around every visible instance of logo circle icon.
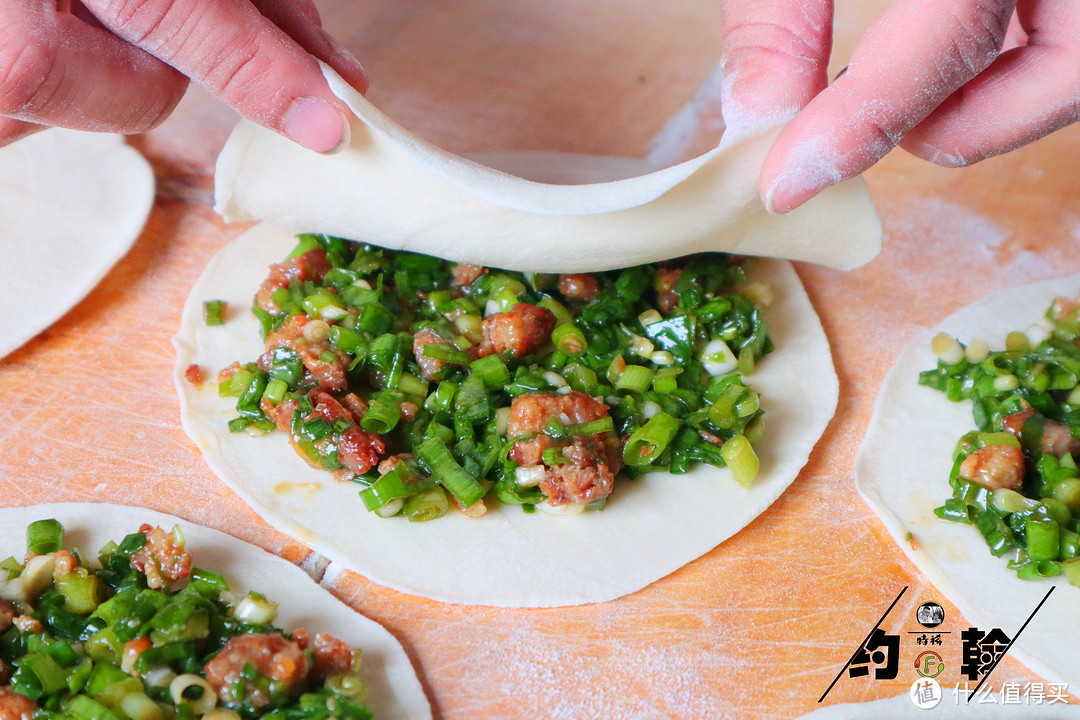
[910,678,942,710]
[916,602,945,629]
[914,650,945,678]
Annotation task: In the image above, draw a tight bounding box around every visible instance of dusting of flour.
[884,196,1070,323]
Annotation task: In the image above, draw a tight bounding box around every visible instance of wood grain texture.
[2,1,1079,717]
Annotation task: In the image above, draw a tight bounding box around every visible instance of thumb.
[0,118,44,148]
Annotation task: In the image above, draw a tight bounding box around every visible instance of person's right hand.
[720,0,1080,213]
[0,0,368,151]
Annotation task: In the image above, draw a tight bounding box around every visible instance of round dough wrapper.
[0,130,154,359]
[214,66,881,273]
[0,502,431,720]
[799,689,1080,719]
[856,274,1080,691]
[173,221,838,607]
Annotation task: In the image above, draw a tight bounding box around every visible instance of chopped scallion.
[202,300,225,327]
[721,434,759,488]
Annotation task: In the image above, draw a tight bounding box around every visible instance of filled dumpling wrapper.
[174,222,839,607]
[189,65,874,606]
[856,273,1080,693]
[0,502,431,720]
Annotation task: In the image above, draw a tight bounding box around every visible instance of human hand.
[0,0,367,152]
[720,0,1080,213]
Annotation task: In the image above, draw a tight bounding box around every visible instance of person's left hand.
[0,0,368,152]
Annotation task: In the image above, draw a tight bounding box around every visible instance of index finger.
[899,1,1080,166]
[760,0,1017,212]
[84,0,354,153]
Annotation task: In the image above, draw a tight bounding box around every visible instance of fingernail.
[282,97,351,154]
[921,144,967,168]
[763,164,839,214]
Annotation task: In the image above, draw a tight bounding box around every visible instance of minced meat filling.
[508,391,623,506]
[0,520,373,719]
[219,234,771,520]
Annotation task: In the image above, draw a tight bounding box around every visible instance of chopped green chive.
[202,300,225,326]
[221,235,771,520]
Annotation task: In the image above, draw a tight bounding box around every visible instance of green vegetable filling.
[221,234,774,518]
[922,296,1080,584]
[0,520,372,719]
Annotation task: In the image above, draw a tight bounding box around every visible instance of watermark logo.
[916,602,944,629]
[910,678,942,710]
[914,650,945,679]
[959,587,1054,700]
[818,587,908,702]
[819,586,1059,706]
[849,627,899,680]
[956,681,1070,705]
[961,627,1010,681]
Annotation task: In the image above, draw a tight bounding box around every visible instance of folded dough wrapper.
[215,66,881,272]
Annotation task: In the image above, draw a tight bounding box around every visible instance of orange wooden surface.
[3,2,1080,718]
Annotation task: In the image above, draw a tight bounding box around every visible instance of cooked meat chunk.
[414,328,458,381]
[478,303,555,358]
[0,600,14,633]
[262,395,298,433]
[337,427,386,475]
[540,435,620,506]
[377,453,413,476]
[656,268,683,314]
[339,393,369,421]
[309,389,356,425]
[184,363,204,387]
[1002,408,1080,457]
[11,617,40,633]
[122,637,152,673]
[261,388,384,475]
[261,315,350,393]
[509,391,610,436]
[451,263,486,287]
[0,693,37,720]
[205,634,310,709]
[509,391,622,506]
[509,433,553,467]
[1041,420,1080,457]
[1002,408,1036,437]
[130,525,192,590]
[959,444,1025,490]
[558,274,600,301]
[255,249,332,314]
[263,388,351,433]
[304,630,358,682]
[53,550,76,576]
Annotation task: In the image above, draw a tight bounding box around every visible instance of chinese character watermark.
[910,678,942,710]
